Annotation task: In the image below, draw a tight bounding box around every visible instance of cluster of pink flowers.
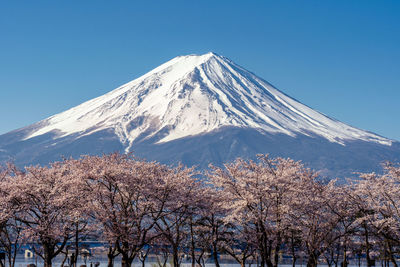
[0,153,399,267]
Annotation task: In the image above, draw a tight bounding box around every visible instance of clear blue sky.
[1,0,399,140]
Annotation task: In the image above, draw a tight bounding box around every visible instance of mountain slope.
[0,52,398,177]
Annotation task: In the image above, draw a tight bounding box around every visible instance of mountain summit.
[22,52,391,147]
[0,53,399,177]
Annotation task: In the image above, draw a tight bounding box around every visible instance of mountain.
[0,52,399,177]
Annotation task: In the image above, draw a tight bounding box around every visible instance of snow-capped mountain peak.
[23,52,392,152]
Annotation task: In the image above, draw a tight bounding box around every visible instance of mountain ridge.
[0,52,398,177]
[17,53,394,146]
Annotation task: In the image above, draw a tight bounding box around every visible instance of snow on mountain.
[22,52,392,153]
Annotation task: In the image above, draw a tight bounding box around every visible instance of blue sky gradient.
[1,0,399,140]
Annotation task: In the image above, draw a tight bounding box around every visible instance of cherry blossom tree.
[0,165,25,267]
[220,220,257,267]
[351,172,385,267]
[289,173,346,267]
[324,183,359,267]
[193,186,233,267]
[152,164,202,267]
[77,153,170,267]
[209,155,311,267]
[351,163,400,267]
[284,227,303,267]
[4,161,87,267]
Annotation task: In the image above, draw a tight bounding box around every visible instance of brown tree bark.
[107,246,117,267]
[172,245,180,267]
[273,231,282,267]
[363,222,373,267]
[121,256,133,267]
[306,253,319,267]
[387,240,398,267]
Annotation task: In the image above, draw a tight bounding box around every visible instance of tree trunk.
[266,255,273,267]
[44,246,53,267]
[240,254,247,267]
[292,256,297,267]
[44,256,53,267]
[107,248,115,267]
[324,253,332,267]
[266,240,273,267]
[212,244,220,267]
[290,231,297,267]
[61,250,69,267]
[273,231,281,267]
[156,252,169,267]
[260,251,266,267]
[11,246,17,267]
[364,222,372,267]
[195,251,206,267]
[74,224,79,267]
[121,255,133,267]
[343,242,348,267]
[306,252,319,267]
[211,216,221,267]
[162,252,169,267]
[257,222,268,267]
[173,254,179,267]
[387,240,398,267]
[190,218,195,267]
[172,246,180,267]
